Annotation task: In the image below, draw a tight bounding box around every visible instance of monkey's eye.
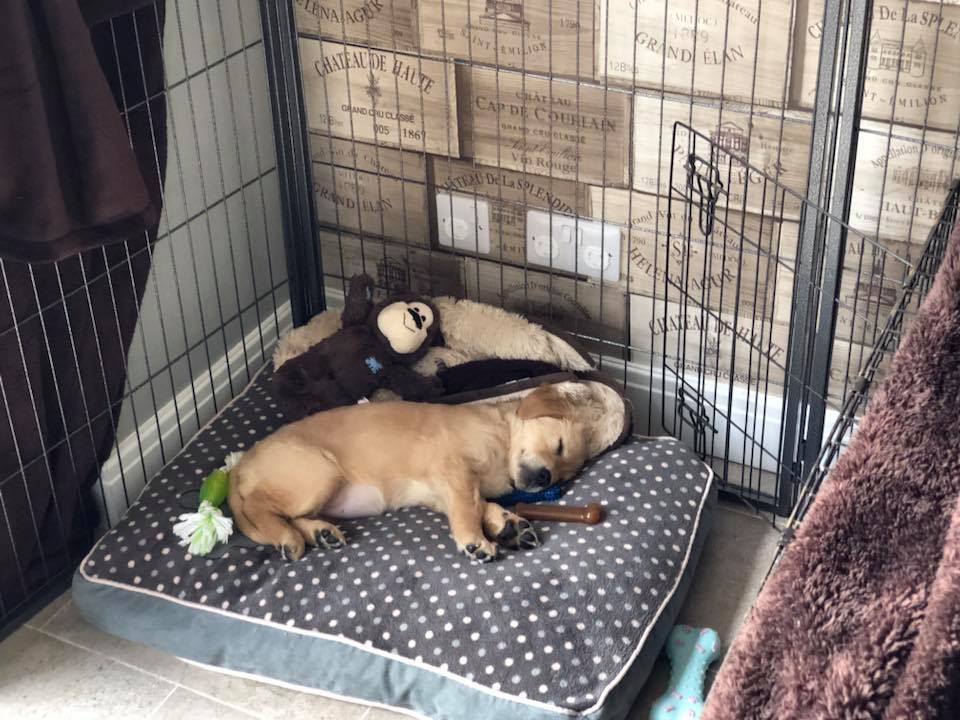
[557,439,564,456]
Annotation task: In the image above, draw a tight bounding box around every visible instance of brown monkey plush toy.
[273,274,444,420]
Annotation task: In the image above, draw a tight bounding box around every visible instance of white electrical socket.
[526,209,620,281]
[435,192,491,254]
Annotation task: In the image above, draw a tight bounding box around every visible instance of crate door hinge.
[790,438,807,499]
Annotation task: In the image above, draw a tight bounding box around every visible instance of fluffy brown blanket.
[704,224,960,718]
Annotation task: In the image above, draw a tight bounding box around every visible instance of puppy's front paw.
[495,513,541,550]
[460,539,499,563]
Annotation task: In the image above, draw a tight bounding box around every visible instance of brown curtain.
[0,1,167,618]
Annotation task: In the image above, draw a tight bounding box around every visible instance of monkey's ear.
[517,384,571,420]
[342,274,374,326]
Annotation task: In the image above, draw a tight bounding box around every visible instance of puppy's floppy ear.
[517,384,571,420]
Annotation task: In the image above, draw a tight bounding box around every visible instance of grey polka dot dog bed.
[73,366,716,720]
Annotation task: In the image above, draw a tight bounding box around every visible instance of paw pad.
[277,543,303,562]
[315,528,345,549]
[463,543,497,563]
[516,519,541,549]
[497,517,541,550]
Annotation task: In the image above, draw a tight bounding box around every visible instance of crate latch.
[685,154,724,236]
[676,384,716,458]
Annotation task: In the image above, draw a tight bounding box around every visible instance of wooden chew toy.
[513,502,603,524]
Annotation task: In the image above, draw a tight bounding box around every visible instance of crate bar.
[777,0,866,514]
[795,0,874,503]
[260,0,323,326]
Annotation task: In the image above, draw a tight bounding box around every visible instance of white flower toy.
[172,452,242,556]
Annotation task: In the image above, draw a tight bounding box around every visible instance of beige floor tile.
[42,601,197,684]
[152,687,256,719]
[677,501,780,642]
[364,706,436,720]
[23,589,72,630]
[169,670,369,720]
[0,626,173,720]
[42,601,368,720]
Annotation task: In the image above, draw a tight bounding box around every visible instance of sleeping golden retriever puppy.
[228,383,590,562]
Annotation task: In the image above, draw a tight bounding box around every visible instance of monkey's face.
[376,301,435,354]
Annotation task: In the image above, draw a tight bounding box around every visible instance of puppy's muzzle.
[520,465,552,490]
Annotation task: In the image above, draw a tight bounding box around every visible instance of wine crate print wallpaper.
[295,0,960,401]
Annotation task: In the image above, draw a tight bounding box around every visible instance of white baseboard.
[96,301,293,526]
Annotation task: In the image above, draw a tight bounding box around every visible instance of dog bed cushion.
[74,366,716,720]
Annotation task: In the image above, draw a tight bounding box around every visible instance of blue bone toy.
[650,625,721,720]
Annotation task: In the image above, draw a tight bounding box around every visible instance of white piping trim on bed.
[79,562,579,716]
[589,458,715,713]
[79,436,714,718]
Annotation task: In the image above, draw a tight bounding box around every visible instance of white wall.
[98,1,292,525]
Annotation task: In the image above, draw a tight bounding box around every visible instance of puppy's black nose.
[521,465,552,489]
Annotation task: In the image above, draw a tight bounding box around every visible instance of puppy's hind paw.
[496,514,542,550]
[461,540,499,563]
[516,519,541,549]
[292,517,346,550]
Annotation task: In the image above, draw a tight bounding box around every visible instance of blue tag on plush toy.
[364,356,384,374]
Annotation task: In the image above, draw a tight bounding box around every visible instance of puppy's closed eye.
[557,439,564,456]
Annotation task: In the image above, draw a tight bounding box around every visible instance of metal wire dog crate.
[661,124,960,519]
[3,0,960,640]
[0,1,291,636]
[279,0,960,520]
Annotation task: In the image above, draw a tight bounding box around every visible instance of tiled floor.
[0,501,779,720]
